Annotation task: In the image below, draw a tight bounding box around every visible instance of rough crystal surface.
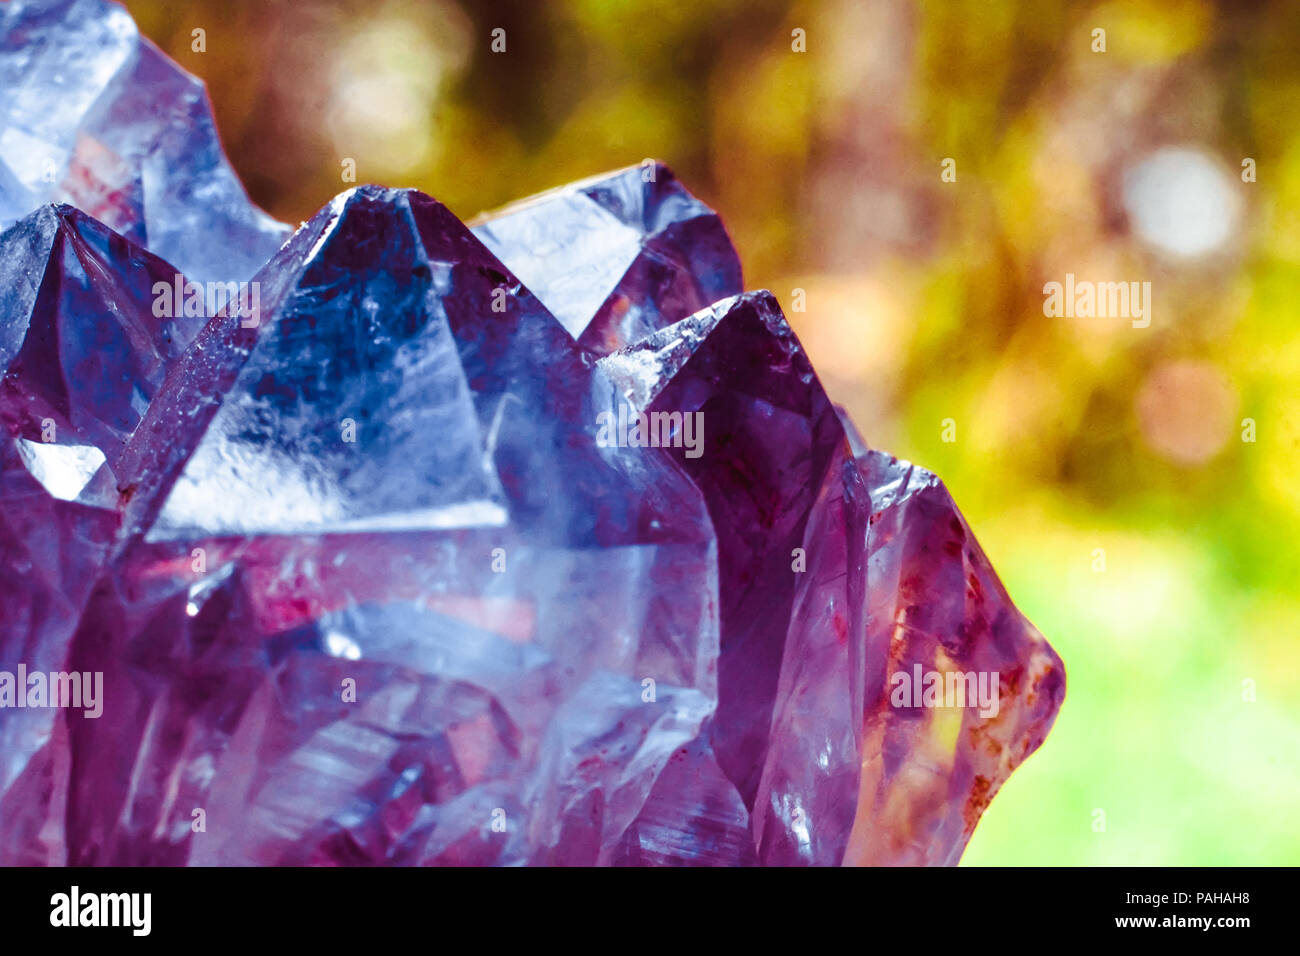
[599,294,1063,865]
[472,163,743,355]
[0,202,202,811]
[0,0,289,283]
[842,447,1065,865]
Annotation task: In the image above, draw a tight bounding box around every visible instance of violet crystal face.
[0,2,1063,866]
[471,162,744,355]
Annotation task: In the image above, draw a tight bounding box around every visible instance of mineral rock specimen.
[0,0,1063,866]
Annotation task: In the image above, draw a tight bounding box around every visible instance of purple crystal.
[0,202,202,817]
[844,448,1064,864]
[3,185,725,865]
[472,163,743,355]
[0,0,289,283]
[600,294,1063,865]
[0,175,1064,864]
[599,292,861,863]
[0,3,1064,862]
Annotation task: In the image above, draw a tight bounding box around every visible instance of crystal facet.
[0,202,203,811]
[0,0,290,284]
[472,163,743,355]
[842,448,1065,865]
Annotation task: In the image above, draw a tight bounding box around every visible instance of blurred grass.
[961,503,1300,865]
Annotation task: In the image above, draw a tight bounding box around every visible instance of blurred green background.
[123,0,1300,865]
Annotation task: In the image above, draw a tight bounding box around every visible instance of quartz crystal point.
[0,202,203,820]
[0,0,290,283]
[599,292,863,864]
[599,292,1064,865]
[471,162,743,355]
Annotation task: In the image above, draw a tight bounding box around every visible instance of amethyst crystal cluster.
[0,0,1063,866]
